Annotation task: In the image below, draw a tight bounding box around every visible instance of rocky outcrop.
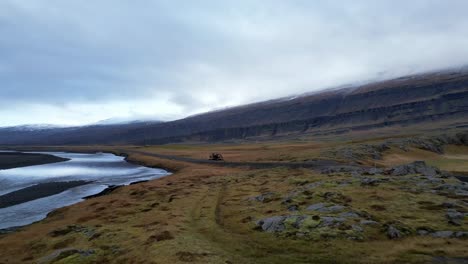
[306,203,346,213]
[389,161,441,177]
[38,248,95,264]
[255,216,287,233]
[321,160,446,178]
[401,133,468,154]
[248,192,277,203]
[446,209,465,226]
[325,132,468,162]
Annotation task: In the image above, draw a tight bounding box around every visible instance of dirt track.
[125,150,342,170]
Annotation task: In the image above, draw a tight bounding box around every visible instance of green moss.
[299,216,321,231]
[288,178,310,186]
[283,216,299,230]
[54,253,98,264]
[322,182,338,188]
[308,227,340,240]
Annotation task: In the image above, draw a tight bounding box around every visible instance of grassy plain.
[0,133,467,263]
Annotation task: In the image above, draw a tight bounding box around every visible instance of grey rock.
[434,184,461,191]
[287,205,299,212]
[352,224,363,232]
[306,203,327,211]
[406,138,444,154]
[417,230,430,236]
[360,177,381,186]
[249,192,275,203]
[391,165,410,176]
[38,248,95,264]
[337,180,352,187]
[455,190,468,197]
[306,203,346,213]
[446,209,464,226]
[318,205,346,213]
[387,225,403,239]
[360,220,379,226]
[320,217,346,227]
[321,166,363,175]
[416,227,434,236]
[455,231,468,238]
[424,177,444,184]
[295,232,306,238]
[431,231,454,238]
[365,167,384,175]
[339,211,360,218]
[80,250,95,257]
[390,161,441,177]
[256,216,286,233]
[398,145,409,152]
[441,202,456,208]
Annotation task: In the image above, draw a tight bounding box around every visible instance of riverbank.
[0,152,69,170]
[0,151,169,234]
[0,181,91,209]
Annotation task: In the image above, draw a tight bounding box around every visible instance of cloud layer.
[1,0,468,126]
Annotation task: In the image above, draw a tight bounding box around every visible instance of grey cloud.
[0,0,468,125]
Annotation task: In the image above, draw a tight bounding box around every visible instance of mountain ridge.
[1,69,468,145]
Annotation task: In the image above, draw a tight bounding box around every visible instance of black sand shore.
[0,181,91,208]
[0,152,69,170]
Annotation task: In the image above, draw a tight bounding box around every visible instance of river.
[0,151,169,230]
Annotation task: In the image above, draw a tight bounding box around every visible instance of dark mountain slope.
[1,69,468,145]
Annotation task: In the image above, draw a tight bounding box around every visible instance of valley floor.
[0,131,467,263]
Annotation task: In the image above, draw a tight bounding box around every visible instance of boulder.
[431,231,454,238]
[390,161,441,177]
[417,230,430,236]
[455,190,468,197]
[306,203,345,213]
[455,231,468,238]
[352,224,364,232]
[321,166,362,175]
[446,209,464,226]
[339,211,360,218]
[248,192,276,203]
[320,217,346,227]
[360,220,379,226]
[386,225,403,239]
[360,177,381,186]
[391,165,411,176]
[319,205,346,213]
[364,167,384,175]
[287,205,299,212]
[256,216,286,233]
[306,203,327,211]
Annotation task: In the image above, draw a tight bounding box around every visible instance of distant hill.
[1,69,468,145]
[94,117,163,126]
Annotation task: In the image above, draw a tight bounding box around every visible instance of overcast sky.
[1,0,468,126]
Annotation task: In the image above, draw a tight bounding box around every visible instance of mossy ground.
[0,135,467,263]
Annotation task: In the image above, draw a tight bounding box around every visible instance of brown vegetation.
[0,133,467,263]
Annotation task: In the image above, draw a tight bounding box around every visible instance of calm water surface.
[0,152,169,229]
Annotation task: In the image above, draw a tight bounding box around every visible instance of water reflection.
[0,152,169,229]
